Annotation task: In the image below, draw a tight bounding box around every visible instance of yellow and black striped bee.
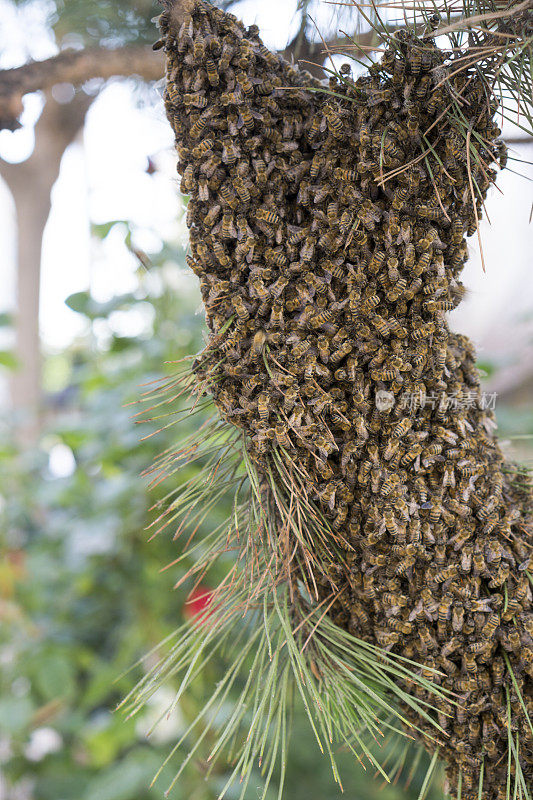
[255,207,281,226]
[233,176,251,204]
[257,392,270,423]
[326,107,344,137]
[212,240,230,267]
[205,58,219,86]
[192,137,214,160]
[236,70,254,97]
[221,211,236,239]
[183,92,208,108]
[310,152,324,180]
[239,106,254,131]
[219,183,238,209]
[382,137,403,164]
[334,167,358,183]
[392,185,409,210]
[253,158,267,185]
[222,138,239,167]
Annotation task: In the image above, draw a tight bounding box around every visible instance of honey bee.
[455,676,476,694]
[183,92,208,108]
[221,138,238,167]
[212,240,230,267]
[506,628,521,652]
[310,153,324,180]
[335,211,354,239]
[395,553,416,576]
[432,564,457,584]
[235,106,252,133]
[257,392,269,422]
[481,612,500,639]
[464,652,478,673]
[219,183,238,209]
[251,330,267,361]
[308,115,324,140]
[221,211,237,239]
[388,618,412,635]
[418,624,436,653]
[488,562,510,588]
[382,137,403,164]
[387,209,400,236]
[376,630,400,648]
[283,385,299,411]
[467,718,480,744]
[198,175,210,202]
[165,83,182,106]
[193,33,206,60]
[236,70,254,97]
[390,418,411,440]
[428,299,456,313]
[200,151,222,178]
[232,296,250,322]
[274,422,291,449]
[232,176,250,204]
[323,105,343,136]
[392,186,410,211]
[192,138,215,160]
[204,203,221,228]
[452,602,465,633]
[221,89,244,106]
[205,58,219,86]
[334,167,358,183]
[255,208,281,226]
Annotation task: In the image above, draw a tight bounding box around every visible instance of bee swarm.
[159,2,533,797]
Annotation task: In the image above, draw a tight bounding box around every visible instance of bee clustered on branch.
[158,1,533,797]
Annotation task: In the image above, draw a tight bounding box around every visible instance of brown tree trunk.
[0,91,93,440]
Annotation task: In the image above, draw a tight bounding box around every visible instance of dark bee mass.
[159,2,533,797]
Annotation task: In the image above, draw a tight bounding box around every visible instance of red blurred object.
[183,585,215,626]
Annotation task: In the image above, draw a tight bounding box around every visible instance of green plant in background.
[0,225,211,800]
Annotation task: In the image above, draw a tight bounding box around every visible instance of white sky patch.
[0,0,57,67]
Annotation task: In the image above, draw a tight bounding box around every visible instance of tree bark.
[0,92,93,440]
[0,45,164,131]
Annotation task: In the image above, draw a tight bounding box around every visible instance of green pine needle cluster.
[120,364,457,799]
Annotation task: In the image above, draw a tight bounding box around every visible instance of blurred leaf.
[91,221,130,240]
[83,752,161,800]
[476,360,496,378]
[0,312,14,327]
[65,292,139,319]
[83,714,137,767]
[64,291,92,316]
[0,696,34,733]
[33,653,76,702]
[0,351,20,370]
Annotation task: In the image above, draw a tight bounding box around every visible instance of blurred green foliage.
[0,223,444,800]
[0,228,211,799]
[10,0,238,47]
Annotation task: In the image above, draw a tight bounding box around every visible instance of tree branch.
[0,45,164,131]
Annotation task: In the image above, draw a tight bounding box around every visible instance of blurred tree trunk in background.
[0,92,93,440]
